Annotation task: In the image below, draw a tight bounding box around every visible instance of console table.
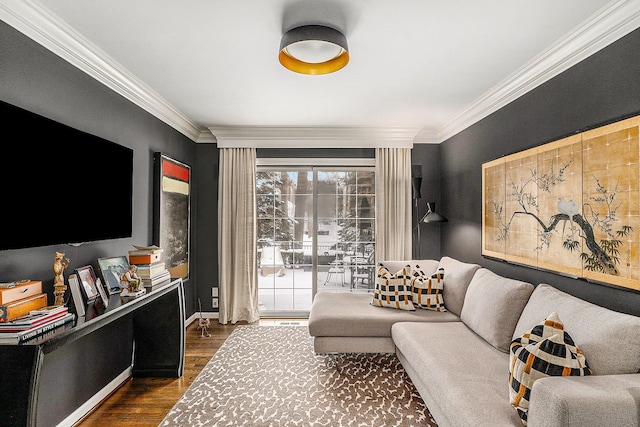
[0,278,185,427]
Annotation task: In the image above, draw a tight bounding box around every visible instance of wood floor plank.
[76,320,241,426]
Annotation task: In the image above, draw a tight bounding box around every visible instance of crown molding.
[208,126,418,148]
[0,0,203,141]
[427,0,640,143]
[196,129,217,143]
[411,128,440,144]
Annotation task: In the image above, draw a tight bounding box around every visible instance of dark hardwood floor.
[76,319,241,426]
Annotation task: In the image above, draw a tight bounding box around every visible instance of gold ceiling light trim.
[279,25,349,75]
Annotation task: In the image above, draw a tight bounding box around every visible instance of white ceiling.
[2,1,639,146]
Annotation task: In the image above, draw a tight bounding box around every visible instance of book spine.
[18,313,74,343]
[0,293,48,322]
[141,270,171,283]
[143,279,171,287]
[29,305,67,316]
[129,254,162,264]
[136,268,167,278]
[128,250,163,256]
[134,261,165,269]
[20,320,74,344]
[0,313,74,344]
[134,261,165,268]
[0,310,68,331]
[143,278,172,289]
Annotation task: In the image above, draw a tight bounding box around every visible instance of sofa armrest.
[378,259,439,273]
[528,374,640,427]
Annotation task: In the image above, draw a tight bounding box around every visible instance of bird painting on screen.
[557,197,579,235]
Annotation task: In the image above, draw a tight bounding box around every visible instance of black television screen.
[1,100,133,251]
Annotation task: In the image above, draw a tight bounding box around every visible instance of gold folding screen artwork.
[482,115,640,291]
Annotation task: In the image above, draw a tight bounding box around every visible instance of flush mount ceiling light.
[279,25,349,75]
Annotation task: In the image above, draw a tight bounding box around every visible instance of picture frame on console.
[75,265,100,304]
[98,255,129,295]
[95,276,109,308]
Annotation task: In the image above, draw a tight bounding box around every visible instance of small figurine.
[53,252,70,306]
[121,265,141,292]
[197,299,211,338]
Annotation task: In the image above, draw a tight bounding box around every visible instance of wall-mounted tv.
[1,100,133,251]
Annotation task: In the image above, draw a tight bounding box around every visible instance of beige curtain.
[375,147,413,261]
[218,148,260,324]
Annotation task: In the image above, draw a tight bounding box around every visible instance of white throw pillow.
[411,265,446,311]
[371,263,415,311]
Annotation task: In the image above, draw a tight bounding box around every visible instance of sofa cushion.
[392,321,523,426]
[411,266,446,311]
[380,259,439,274]
[513,284,640,375]
[370,264,415,311]
[460,268,534,352]
[436,256,481,316]
[509,312,592,425]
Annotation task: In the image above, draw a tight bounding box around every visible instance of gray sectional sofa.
[308,256,640,427]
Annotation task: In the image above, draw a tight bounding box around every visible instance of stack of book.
[128,245,172,290]
[0,304,75,344]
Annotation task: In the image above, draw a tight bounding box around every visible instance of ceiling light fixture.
[279,25,349,75]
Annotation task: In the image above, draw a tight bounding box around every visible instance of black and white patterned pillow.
[509,312,592,425]
[411,266,446,311]
[371,263,415,311]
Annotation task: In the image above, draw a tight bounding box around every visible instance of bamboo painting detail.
[482,115,640,291]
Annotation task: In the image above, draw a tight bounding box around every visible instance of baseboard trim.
[57,367,132,427]
[186,311,219,327]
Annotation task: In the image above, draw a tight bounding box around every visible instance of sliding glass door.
[256,164,375,317]
[256,168,312,317]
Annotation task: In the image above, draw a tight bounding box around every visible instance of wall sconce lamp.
[412,176,422,200]
[421,202,448,224]
[414,201,447,259]
[279,25,349,75]
[411,167,447,258]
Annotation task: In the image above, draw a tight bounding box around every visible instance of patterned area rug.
[160,325,437,427]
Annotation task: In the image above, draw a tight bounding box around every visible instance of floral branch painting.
[482,115,640,291]
[492,164,632,275]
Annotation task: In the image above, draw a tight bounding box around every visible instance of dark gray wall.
[439,28,640,316]
[0,21,198,316]
[410,144,442,260]
[193,143,219,307]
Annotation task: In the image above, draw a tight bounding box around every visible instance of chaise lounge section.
[308,257,480,353]
[308,256,640,426]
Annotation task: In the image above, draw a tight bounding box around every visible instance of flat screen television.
[1,99,133,251]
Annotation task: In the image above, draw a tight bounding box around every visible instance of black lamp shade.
[412,177,422,200]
